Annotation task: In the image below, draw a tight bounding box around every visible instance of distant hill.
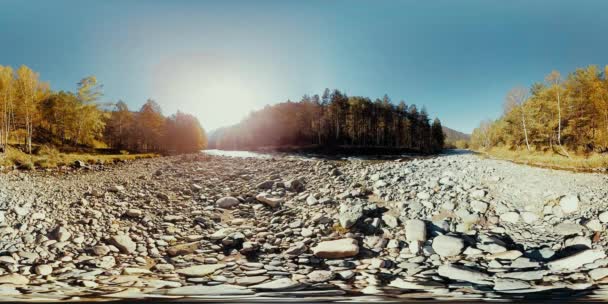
[443,126,470,143]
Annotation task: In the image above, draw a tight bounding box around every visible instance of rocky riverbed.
[1,151,608,302]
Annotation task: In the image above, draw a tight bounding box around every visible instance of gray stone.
[432,235,465,257]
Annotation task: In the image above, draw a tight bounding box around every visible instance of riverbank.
[478,147,608,172]
[0,146,157,171]
[1,152,608,301]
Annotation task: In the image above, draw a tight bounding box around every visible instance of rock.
[585,219,603,232]
[432,235,465,257]
[307,270,334,282]
[123,268,152,275]
[470,200,488,213]
[34,264,53,276]
[167,284,254,296]
[405,219,427,242]
[520,212,539,224]
[216,196,240,209]
[312,238,359,258]
[417,192,431,200]
[493,278,530,291]
[125,209,142,217]
[92,245,110,256]
[154,264,175,272]
[167,242,199,256]
[564,235,592,249]
[437,264,493,285]
[236,276,269,286]
[496,270,547,281]
[251,278,302,291]
[470,189,486,199]
[389,278,444,290]
[256,180,274,190]
[599,211,608,223]
[52,226,71,242]
[589,268,608,280]
[560,194,579,214]
[500,212,520,224]
[382,214,398,228]
[285,179,305,192]
[176,264,226,277]
[0,273,29,285]
[256,193,283,207]
[110,234,136,254]
[547,249,606,271]
[554,222,584,236]
[339,204,363,228]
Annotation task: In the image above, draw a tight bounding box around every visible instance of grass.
[479,146,608,171]
[0,145,156,170]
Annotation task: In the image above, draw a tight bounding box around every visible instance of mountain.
[443,126,470,143]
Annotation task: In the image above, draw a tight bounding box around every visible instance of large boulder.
[313,238,359,258]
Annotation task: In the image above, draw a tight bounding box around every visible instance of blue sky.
[1,0,607,132]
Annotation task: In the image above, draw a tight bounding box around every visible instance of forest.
[0,65,207,156]
[210,89,446,153]
[471,65,608,155]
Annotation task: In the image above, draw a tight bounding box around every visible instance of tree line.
[0,64,207,154]
[210,88,445,153]
[471,65,608,154]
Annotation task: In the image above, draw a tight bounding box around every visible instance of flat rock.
[312,238,359,258]
[548,249,606,271]
[251,278,302,291]
[0,274,29,285]
[437,264,493,285]
[167,284,254,296]
[176,264,226,277]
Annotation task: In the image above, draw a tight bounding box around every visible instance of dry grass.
[0,146,156,170]
[479,146,608,171]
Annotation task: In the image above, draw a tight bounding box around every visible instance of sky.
[1,0,608,133]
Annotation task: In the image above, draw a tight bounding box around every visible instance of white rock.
[585,219,604,232]
[589,268,608,280]
[520,212,539,224]
[417,192,431,200]
[600,211,608,223]
[312,238,359,258]
[405,219,427,242]
[500,212,520,224]
[559,194,579,214]
[470,200,488,213]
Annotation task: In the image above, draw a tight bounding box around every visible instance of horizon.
[2,0,608,133]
